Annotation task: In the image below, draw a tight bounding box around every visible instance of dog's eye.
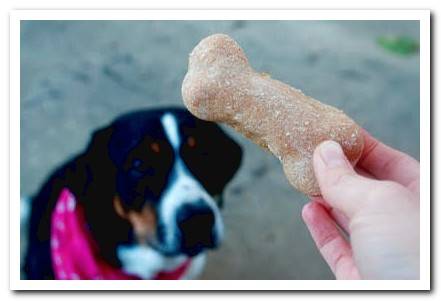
[150,142,160,153]
[132,159,143,169]
[187,136,196,148]
[130,158,155,177]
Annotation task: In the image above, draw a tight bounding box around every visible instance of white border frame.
[10,9,430,291]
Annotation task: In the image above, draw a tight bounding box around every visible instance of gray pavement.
[21,20,419,279]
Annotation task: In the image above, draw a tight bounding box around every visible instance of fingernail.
[318,141,346,168]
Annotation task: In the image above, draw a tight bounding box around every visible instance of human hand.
[302,130,420,280]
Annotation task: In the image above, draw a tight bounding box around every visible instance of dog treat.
[182,34,364,195]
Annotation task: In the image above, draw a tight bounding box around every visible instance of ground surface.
[21,20,419,280]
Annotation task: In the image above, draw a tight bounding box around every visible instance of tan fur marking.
[113,196,157,244]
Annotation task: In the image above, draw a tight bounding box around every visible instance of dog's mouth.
[114,195,223,257]
[148,212,222,257]
[179,236,220,257]
[181,246,206,257]
[151,241,218,258]
[178,213,219,255]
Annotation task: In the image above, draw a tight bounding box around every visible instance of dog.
[24,107,242,280]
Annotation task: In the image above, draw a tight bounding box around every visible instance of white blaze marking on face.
[158,113,224,252]
[161,113,181,150]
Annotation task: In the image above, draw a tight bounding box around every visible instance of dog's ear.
[86,125,114,158]
[211,126,243,192]
[82,125,116,192]
[183,122,243,196]
[82,125,132,265]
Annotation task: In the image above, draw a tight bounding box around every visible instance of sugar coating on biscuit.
[182,34,364,195]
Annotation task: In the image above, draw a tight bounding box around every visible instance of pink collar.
[51,188,191,280]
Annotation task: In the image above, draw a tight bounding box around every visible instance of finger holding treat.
[182,34,364,196]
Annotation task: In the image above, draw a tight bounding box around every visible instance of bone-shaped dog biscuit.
[182,34,364,195]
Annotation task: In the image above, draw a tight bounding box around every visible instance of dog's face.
[87,108,241,259]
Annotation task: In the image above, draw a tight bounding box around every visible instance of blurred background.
[20,20,420,280]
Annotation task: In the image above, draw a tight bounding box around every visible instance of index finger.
[357,129,420,194]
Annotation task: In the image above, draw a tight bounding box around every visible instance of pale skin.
[302,130,420,280]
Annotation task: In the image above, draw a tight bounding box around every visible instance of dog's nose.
[176,202,216,255]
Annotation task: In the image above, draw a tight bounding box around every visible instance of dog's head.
[82,108,242,260]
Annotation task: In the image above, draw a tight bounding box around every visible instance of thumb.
[313,141,376,217]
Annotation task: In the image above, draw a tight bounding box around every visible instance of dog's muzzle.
[176,200,219,256]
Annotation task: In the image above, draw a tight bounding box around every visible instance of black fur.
[24,107,242,279]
